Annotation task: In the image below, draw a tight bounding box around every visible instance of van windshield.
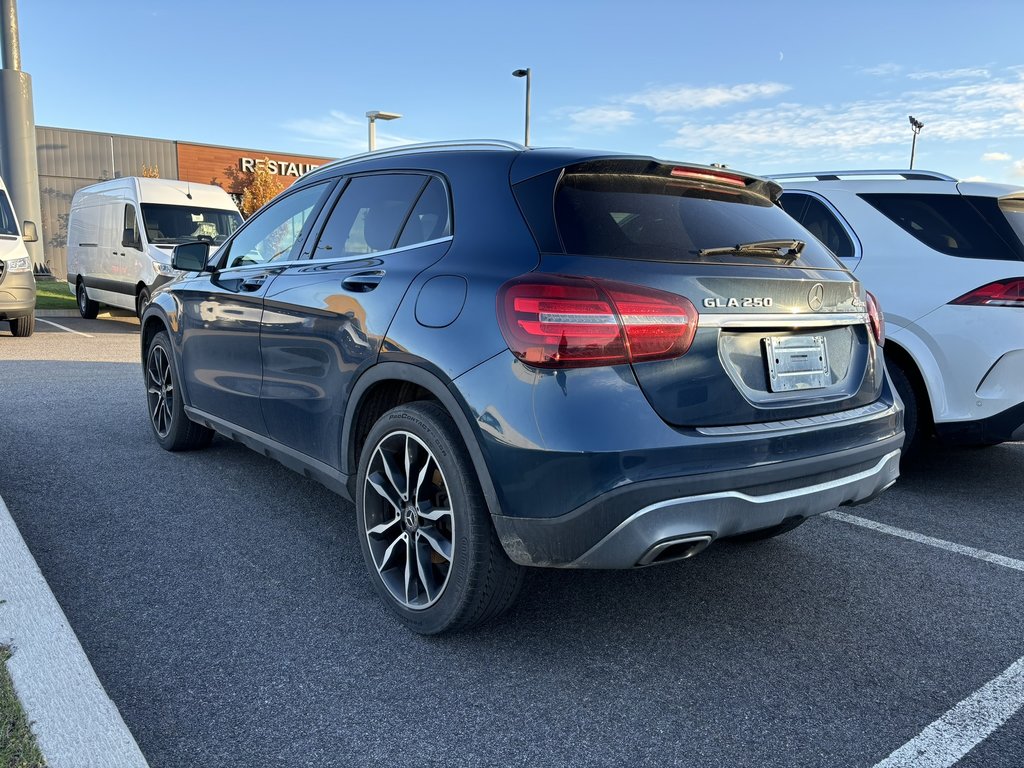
[0,191,18,237]
[141,204,242,246]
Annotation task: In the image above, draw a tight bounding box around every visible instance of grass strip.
[0,646,46,768]
[32,279,76,311]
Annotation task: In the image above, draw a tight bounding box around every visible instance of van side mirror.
[22,221,38,243]
[122,227,143,250]
[172,241,211,272]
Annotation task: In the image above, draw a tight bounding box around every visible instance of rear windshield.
[0,191,18,237]
[554,171,844,269]
[860,193,1024,261]
[141,203,243,246]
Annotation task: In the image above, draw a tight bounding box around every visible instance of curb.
[0,493,150,768]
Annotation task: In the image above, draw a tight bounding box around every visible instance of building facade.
[35,125,332,278]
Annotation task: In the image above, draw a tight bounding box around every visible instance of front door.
[177,181,334,434]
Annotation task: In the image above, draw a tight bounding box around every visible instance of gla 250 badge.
[702,297,774,308]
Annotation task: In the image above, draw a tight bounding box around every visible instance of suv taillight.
[951,278,1024,307]
[497,275,698,368]
[866,291,884,346]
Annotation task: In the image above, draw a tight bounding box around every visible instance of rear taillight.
[497,275,698,368]
[866,291,884,346]
[951,278,1024,307]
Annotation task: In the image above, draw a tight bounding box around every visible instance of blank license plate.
[763,335,830,392]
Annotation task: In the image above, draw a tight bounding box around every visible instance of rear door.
[259,173,453,467]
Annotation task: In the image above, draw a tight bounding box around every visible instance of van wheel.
[355,401,524,634]
[77,281,99,319]
[145,331,214,451]
[136,288,151,319]
[9,314,34,337]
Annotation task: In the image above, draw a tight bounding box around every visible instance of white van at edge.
[66,177,242,318]
[0,173,39,337]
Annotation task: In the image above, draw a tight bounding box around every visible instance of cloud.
[982,151,1011,161]
[907,67,990,81]
[659,74,1024,168]
[282,110,423,155]
[963,175,988,182]
[565,106,637,132]
[624,82,790,113]
[1013,160,1024,178]
[860,63,902,77]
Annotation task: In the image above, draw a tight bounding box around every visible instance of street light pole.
[908,115,924,169]
[512,68,531,146]
[365,110,402,152]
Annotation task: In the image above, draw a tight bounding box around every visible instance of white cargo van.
[0,174,38,337]
[66,177,242,318]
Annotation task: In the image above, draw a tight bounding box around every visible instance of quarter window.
[311,174,427,260]
[222,182,330,268]
[779,193,855,260]
[860,193,1024,261]
[397,177,451,247]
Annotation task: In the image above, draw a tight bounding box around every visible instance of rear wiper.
[697,239,805,259]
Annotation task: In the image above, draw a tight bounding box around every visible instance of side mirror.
[121,227,143,250]
[22,220,38,243]
[172,241,211,272]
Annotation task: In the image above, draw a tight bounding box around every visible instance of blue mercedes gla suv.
[141,141,903,633]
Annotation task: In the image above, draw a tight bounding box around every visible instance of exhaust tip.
[637,535,713,567]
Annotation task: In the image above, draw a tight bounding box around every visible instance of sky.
[16,0,1024,184]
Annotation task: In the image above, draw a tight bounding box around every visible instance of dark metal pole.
[910,132,917,170]
[523,68,531,147]
[0,0,44,271]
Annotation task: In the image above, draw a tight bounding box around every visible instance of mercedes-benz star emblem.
[808,283,825,311]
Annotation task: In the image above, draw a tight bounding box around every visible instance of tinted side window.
[0,191,16,236]
[860,193,1024,261]
[312,174,425,260]
[123,204,140,245]
[223,183,330,267]
[396,177,451,247]
[780,192,855,260]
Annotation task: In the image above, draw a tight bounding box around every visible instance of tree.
[141,164,160,178]
[240,157,283,218]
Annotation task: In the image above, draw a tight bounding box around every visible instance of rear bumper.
[935,401,1024,445]
[492,435,903,568]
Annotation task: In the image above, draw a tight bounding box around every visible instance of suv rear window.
[554,164,843,269]
[860,193,1024,261]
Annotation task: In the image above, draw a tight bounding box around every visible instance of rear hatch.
[512,159,884,427]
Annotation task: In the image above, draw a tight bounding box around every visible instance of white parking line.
[872,655,1024,768]
[35,318,94,338]
[824,510,1024,572]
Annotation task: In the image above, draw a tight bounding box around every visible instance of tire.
[355,401,524,634]
[136,287,151,319]
[8,314,34,337]
[725,516,806,543]
[888,362,925,458]
[144,331,214,451]
[77,280,99,319]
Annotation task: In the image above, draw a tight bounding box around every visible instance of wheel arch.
[884,338,935,422]
[343,362,503,518]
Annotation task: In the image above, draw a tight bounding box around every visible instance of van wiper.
[697,239,805,259]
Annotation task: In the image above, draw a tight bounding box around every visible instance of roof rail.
[767,169,957,182]
[310,139,526,175]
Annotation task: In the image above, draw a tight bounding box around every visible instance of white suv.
[773,170,1024,453]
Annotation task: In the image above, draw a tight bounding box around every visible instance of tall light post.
[366,110,402,152]
[512,68,531,146]
[908,115,924,169]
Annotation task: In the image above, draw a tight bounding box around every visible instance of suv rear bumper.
[491,436,902,568]
[935,401,1024,445]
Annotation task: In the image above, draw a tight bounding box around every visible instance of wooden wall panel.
[176,143,334,194]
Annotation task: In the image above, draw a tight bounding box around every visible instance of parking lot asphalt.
[1,316,1022,767]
